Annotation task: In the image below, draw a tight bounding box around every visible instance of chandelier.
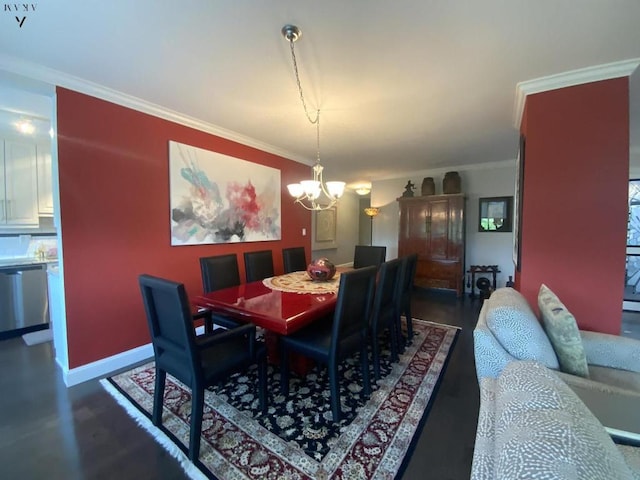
[282,24,345,211]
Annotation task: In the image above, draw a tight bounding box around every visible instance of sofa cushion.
[578,366,640,394]
[617,445,640,478]
[538,284,589,378]
[580,330,640,374]
[493,361,634,479]
[485,287,559,369]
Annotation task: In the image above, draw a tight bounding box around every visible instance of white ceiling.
[0,1,639,188]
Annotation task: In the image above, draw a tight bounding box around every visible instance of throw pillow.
[538,284,589,378]
[485,287,559,369]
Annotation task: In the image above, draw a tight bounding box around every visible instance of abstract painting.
[169,141,281,245]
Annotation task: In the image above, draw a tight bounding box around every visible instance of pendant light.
[282,24,345,211]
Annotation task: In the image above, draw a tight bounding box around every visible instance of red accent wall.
[516,78,629,334]
[56,88,311,368]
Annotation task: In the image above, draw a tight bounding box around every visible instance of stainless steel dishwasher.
[0,264,49,333]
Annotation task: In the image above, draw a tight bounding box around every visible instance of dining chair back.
[353,245,387,269]
[199,254,242,330]
[279,265,377,422]
[282,246,308,273]
[200,253,241,292]
[139,274,267,461]
[244,250,275,282]
[400,253,419,343]
[370,258,405,380]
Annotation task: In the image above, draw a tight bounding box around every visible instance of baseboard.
[623,301,640,312]
[64,343,154,387]
[55,356,69,380]
[0,323,48,341]
[62,325,207,387]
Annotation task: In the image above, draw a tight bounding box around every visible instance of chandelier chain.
[288,39,322,163]
[288,40,320,126]
[283,24,345,211]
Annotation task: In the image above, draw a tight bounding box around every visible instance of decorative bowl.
[306,257,336,282]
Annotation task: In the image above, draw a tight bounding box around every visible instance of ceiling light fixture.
[355,187,371,196]
[282,24,345,211]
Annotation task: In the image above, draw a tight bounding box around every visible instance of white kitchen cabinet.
[0,140,39,227]
[36,144,53,216]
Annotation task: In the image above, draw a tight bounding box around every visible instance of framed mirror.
[479,196,513,232]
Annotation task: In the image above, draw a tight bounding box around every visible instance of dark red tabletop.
[193,280,337,335]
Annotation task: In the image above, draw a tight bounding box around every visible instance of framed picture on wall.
[478,196,513,232]
[313,207,337,250]
[168,141,281,246]
[513,134,526,271]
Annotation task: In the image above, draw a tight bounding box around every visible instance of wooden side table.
[467,265,500,299]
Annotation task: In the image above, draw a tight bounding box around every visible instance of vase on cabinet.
[443,171,461,194]
[421,177,435,196]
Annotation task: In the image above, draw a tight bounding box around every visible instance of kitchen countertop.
[0,257,59,268]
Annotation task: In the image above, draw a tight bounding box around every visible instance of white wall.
[359,197,371,246]
[463,163,516,287]
[371,160,517,289]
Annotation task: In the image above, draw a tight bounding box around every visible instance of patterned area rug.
[102,319,458,480]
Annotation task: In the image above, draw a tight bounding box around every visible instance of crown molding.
[0,54,313,166]
[375,158,515,182]
[513,58,640,129]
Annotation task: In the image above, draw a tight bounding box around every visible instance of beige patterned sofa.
[473,287,640,395]
[472,287,640,479]
[471,360,640,479]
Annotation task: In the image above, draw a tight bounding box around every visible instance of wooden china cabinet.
[397,193,465,296]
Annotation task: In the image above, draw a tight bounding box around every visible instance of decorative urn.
[306,257,336,281]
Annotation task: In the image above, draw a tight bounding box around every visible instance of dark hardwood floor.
[400,291,481,480]
[0,290,481,480]
[622,310,640,341]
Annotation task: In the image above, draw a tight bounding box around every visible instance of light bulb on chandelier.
[282,24,345,211]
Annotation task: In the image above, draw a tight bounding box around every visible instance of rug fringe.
[99,379,208,480]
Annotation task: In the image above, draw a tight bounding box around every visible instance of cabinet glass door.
[3,140,38,225]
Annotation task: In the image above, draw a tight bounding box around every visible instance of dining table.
[193,270,343,373]
[193,270,341,335]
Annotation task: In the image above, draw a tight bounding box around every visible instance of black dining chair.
[199,254,242,331]
[200,253,241,292]
[400,253,419,344]
[279,265,377,422]
[353,245,387,269]
[370,258,405,380]
[282,246,307,274]
[139,274,267,461]
[244,250,275,282]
